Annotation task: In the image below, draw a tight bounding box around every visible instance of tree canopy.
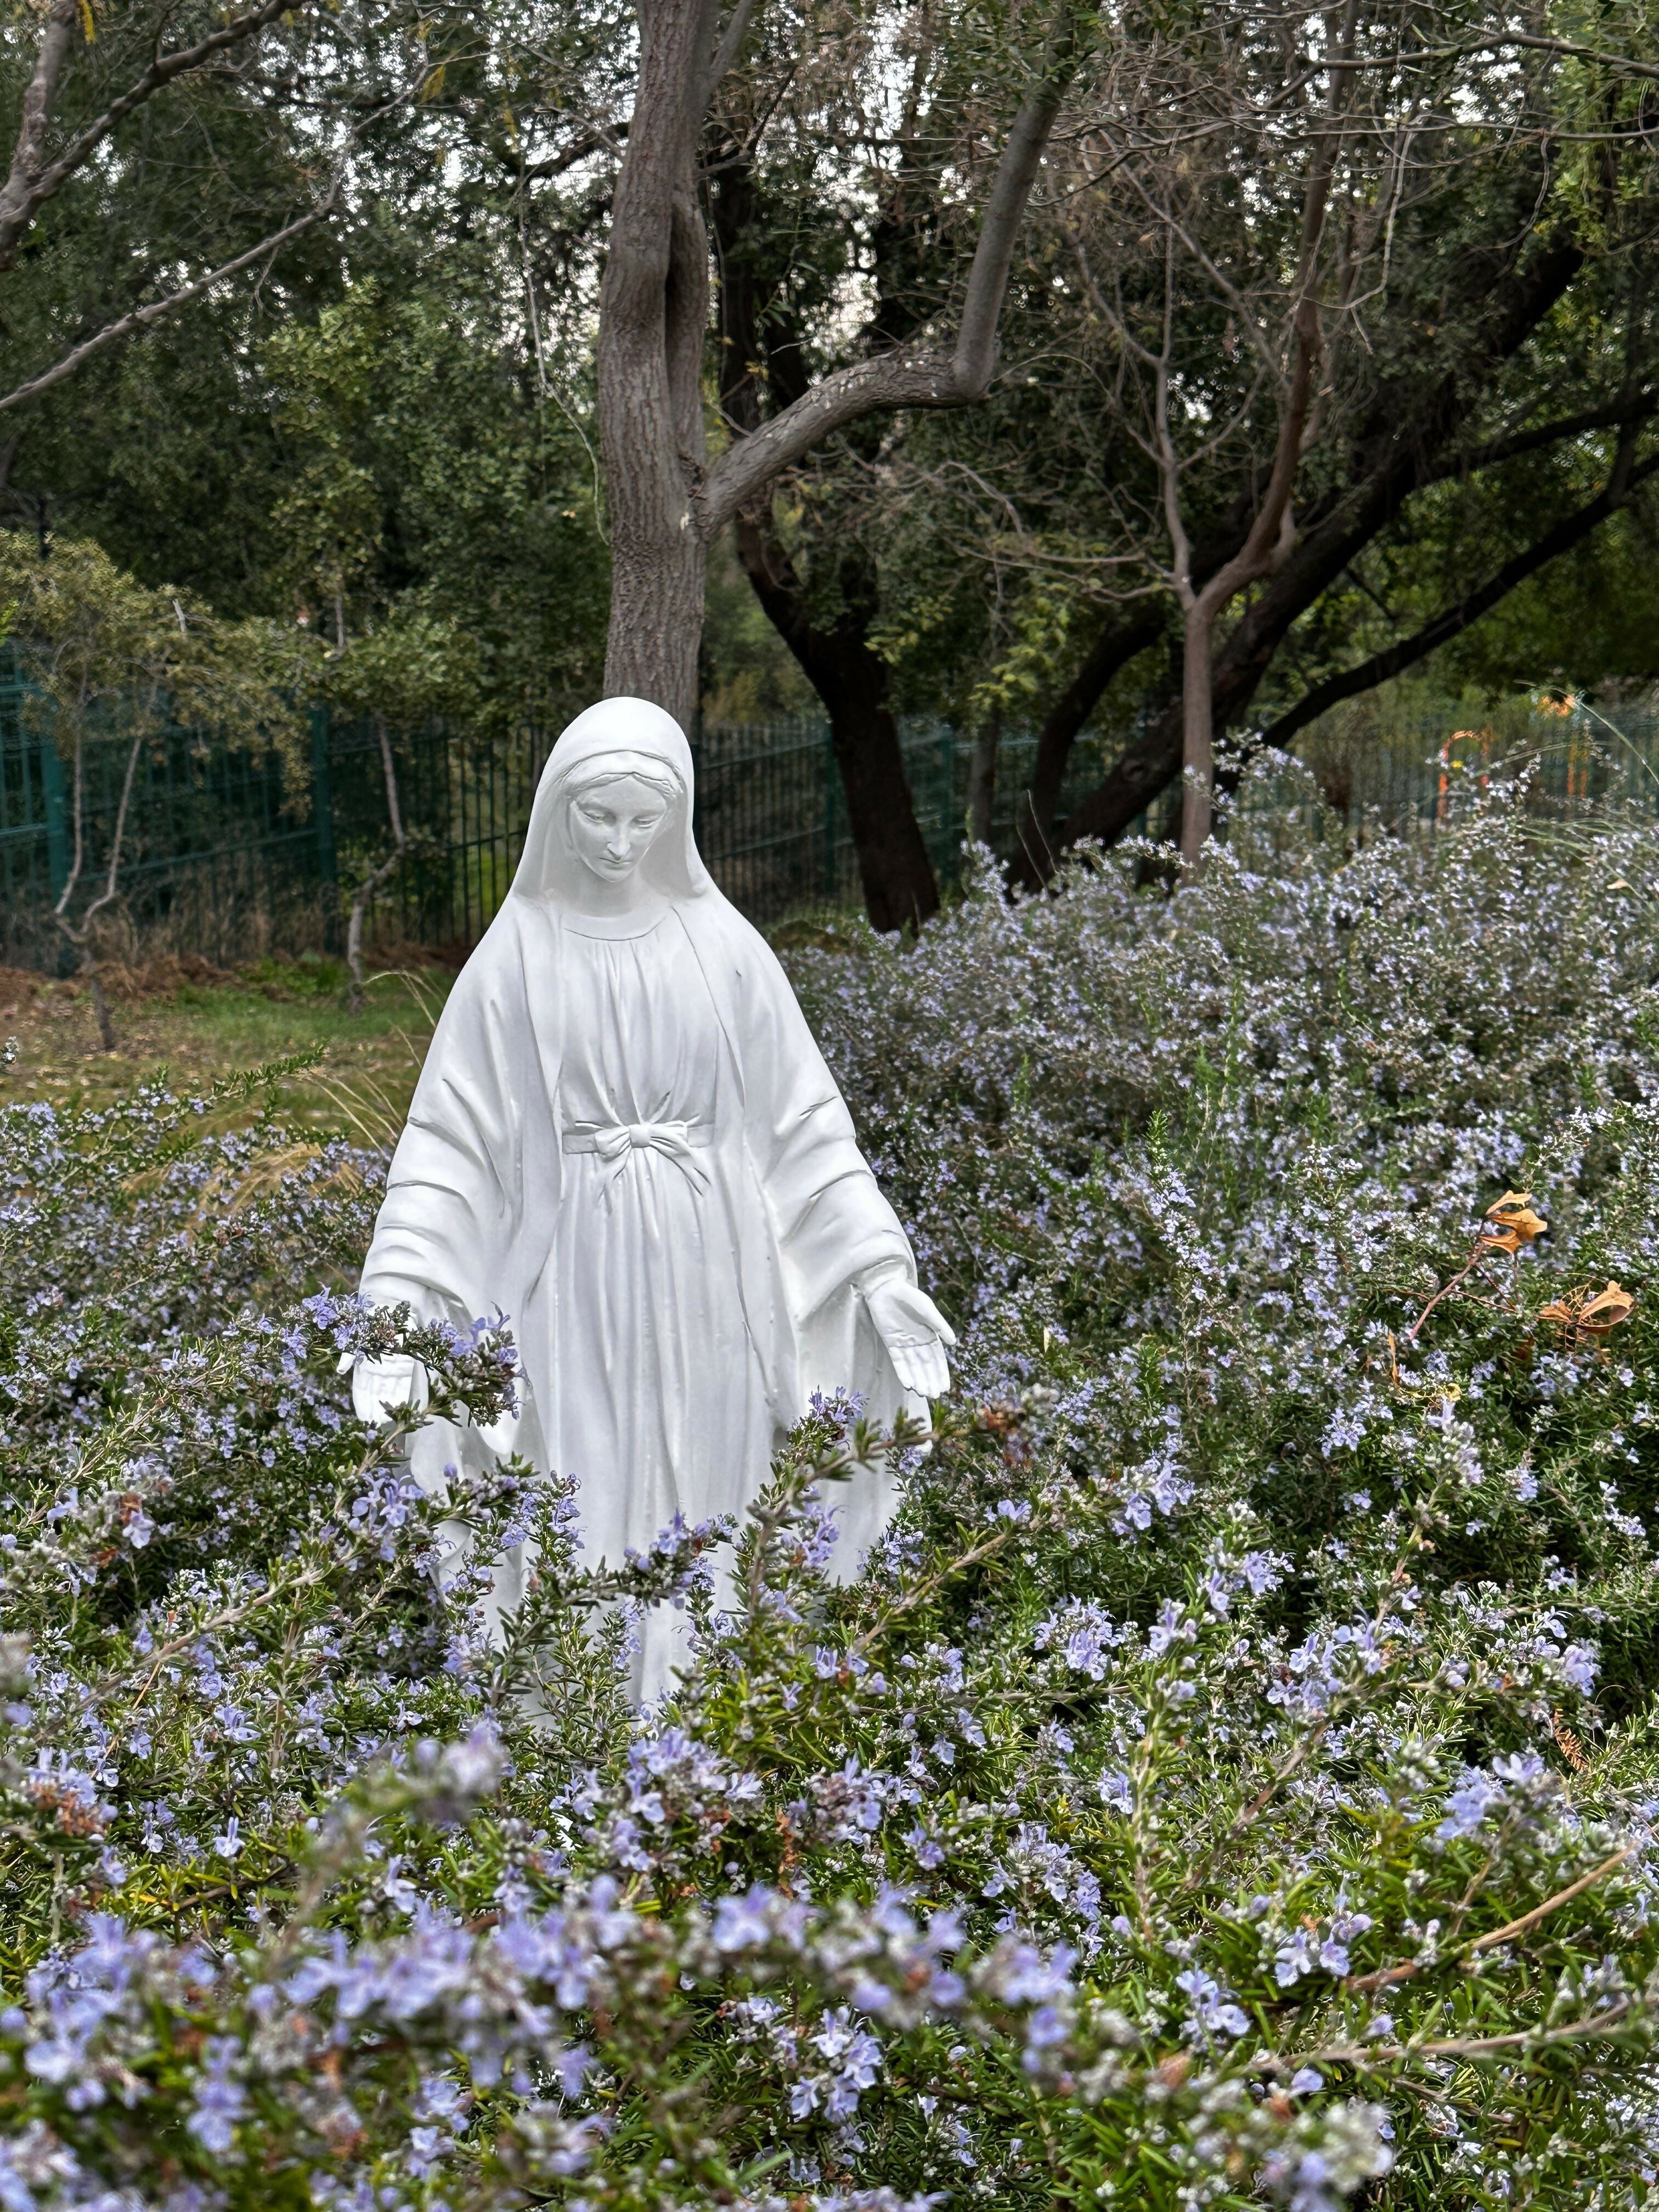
[2,0,1657,919]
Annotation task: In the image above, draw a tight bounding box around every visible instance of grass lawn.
[0,913,856,1141]
[0,952,455,1142]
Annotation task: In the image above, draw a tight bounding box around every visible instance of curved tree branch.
[0,0,309,271]
[0,0,77,269]
[1427,394,1657,484]
[1041,213,1591,866]
[0,183,340,416]
[698,9,1085,537]
[1258,440,1659,752]
[703,0,760,106]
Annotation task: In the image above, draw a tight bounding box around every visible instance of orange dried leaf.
[1581,1280,1635,1334]
[1538,1280,1637,1343]
[1484,1192,1548,1245]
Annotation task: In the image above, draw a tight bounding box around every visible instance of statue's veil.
[510,696,715,908]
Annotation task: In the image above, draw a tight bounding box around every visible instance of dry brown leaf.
[1582,1280,1635,1334]
[1537,1280,1636,1344]
[1483,1192,1549,1249]
[1552,1708,1590,1774]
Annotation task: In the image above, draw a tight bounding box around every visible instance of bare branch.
[0,185,338,416]
[950,14,1082,393]
[701,349,995,532]
[1431,394,1657,483]
[699,8,1083,535]
[704,0,761,103]
[53,729,85,924]
[516,121,628,183]
[0,0,308,271]
[377,710,405,850]
[1154,233,1193,602]
[82,733,145,933]
[1269,2000,1632,2074]
[1494,30,1659,87]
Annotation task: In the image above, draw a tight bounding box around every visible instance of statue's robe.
[358,702,918,1696]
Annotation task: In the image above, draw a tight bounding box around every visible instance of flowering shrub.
[6,768,1659,2208]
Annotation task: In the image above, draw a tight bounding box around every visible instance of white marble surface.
[352,697,953,1696]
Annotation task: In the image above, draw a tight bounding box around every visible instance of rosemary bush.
[5,765,1659,2210]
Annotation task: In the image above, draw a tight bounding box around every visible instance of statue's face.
[568,775,673,885]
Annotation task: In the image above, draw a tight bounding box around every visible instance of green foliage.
[0,533,316,779]
[9,780,1659,2202]
[701,531,817,721]
[264,254,610,733]
[0,0,364,580]
[1438,507,1659,697]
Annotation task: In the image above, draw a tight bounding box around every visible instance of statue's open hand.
[347,1352,430,1426]
[865,1277,956,1401]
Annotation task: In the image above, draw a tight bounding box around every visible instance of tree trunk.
[711,146,941,926]
[968,707,999,847]
[735,517,938,930]
[830,692,939,935]
[1177,603,1216,866]
[1011,606,1164,883]
[600,518,707,732]
[595,0,718,731]
[346,713,407,1011]
[597,0,1077,754]
[86,960,115,1053]
[740,549,939,927]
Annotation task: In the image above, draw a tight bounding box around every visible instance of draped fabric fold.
[357,698,920,1697]
[564,1117,713,1193]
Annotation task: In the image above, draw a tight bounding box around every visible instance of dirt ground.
[0,949,455,1142]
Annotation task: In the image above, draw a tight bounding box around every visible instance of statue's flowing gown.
[549,907,772,1574]
[357,698,921,1700]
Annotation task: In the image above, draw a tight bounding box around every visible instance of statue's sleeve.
[736,930,914,1319]
[358,934,527,1332]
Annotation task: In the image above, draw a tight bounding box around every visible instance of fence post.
[938,719,957,888]
[309,703,338,949]
[821,726,839,902]
[33,724,70,975]
[38,729,68,900]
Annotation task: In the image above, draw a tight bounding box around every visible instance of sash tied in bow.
[563,1118,713,1193]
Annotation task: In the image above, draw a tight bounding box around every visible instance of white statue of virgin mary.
[351,697,954,1697]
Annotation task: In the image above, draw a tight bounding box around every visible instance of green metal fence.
[0,682,985,966]
[0,672,326,968]
[3,651,1658,972]
[1215,701,1659,860]
[690,718,964,913]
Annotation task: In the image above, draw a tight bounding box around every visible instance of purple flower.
[185,2038,246,2155]
[713,1886,774,1954]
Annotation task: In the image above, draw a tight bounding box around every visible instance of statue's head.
[515,699,712,906]
[562,755,684,888]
